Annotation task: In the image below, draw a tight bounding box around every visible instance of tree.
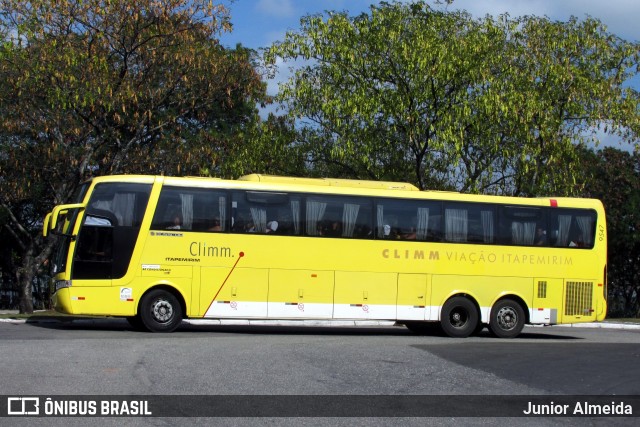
[577,146,640,317]
[266,1,639,195]
[213,113,308,178]
[496,15,640,196]
[0,0,267,313]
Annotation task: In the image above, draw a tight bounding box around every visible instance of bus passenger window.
[499,206,543,246]
[151,187,228,232]
[232,191,297,235]
[376,199,441,241]
[305,195,371,239]
[445,208,468,243]
[548,210,595,248]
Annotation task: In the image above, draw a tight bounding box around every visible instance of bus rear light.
[550,199,558,207]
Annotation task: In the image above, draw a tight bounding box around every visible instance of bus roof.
[238,174,420,191]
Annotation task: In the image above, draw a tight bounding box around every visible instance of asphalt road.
[1,319,639,426]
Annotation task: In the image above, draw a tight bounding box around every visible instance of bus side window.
[499,206,544,246]
[307,196,371,239]
[151,194,181,230]
[232,191,301,235]
[151,187,228,232]
[376,199,442,241]
[444,205,468,243]
[548,209,596,249]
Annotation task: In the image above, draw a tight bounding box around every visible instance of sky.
[220,0,640,51]
[218,0,640,148]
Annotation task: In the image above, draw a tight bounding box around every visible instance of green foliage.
[500,15,640,196]
[266,1,640,195]
[577,146,640,317]
[0,0,269,312]
[0,0,266,192]
[215,114,307,178]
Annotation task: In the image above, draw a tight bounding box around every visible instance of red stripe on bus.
[204,252,245,317]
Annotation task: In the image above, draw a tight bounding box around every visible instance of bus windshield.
[73,182,152,280]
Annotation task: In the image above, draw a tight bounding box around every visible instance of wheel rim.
[496,306,518,331]
[449,306,469,328]
[151,298,174,323]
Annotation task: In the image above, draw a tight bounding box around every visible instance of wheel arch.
[136,282,187,319]
[491,294,530,325]
[439,292,481,321]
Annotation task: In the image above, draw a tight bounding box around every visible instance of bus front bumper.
[51,284,74,314]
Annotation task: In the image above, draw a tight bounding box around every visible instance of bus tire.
[489,299,525,338]
[139,289,183,333]
[440,297,478,338]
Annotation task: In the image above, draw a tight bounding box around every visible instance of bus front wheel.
[440,297,478,338]
[139,289,183,333]
[489,299,525,338]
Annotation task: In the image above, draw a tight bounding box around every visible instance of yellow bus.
[43,174,607,338]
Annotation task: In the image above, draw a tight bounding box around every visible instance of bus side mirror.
[44,203,85,237]
[43,213,52,237]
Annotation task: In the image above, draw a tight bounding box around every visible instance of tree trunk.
[17,244,35,314]
[16,238,55,314]
[18,277,34,314]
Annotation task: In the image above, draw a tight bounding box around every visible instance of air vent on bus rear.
[564,281,594,316]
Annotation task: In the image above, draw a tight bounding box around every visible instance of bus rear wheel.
[440,297,478,338]
[489,299,525,338]
[139,289,183,332]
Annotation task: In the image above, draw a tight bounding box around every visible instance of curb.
[559,321,640,330]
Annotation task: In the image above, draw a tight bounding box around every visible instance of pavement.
[1,310,640,330]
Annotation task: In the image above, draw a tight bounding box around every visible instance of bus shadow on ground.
[178,323,415,336]
[23,317,583,339]
[23,316,410,335]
